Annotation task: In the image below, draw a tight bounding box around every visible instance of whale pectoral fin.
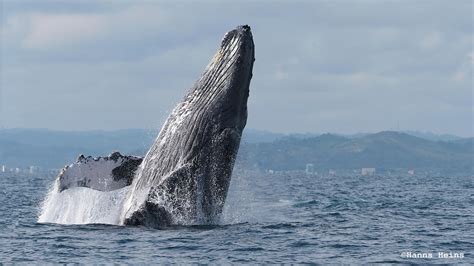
[122,200,173,228]
[123,164,196,228]
[158,164,196,197]
[57,152,143,192]
[125,164,198,227]
[153,164,198,219]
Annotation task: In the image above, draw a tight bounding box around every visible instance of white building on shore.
[305,163,314,174]
[361,168,376,176]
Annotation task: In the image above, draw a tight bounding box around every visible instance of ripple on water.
[292,200,319,208]
[0,173,472,264]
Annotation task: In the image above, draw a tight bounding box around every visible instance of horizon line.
[0,126,472,138]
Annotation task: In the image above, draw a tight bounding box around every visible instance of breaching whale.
[52,25,255,228]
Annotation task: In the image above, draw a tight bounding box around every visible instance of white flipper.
[57,152,143,192]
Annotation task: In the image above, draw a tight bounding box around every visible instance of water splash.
[38,180,129,225]
[37,172,252,226]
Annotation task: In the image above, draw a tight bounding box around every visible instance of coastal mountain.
[0,128,155,168]
[237,131,473,173]
[0,129,472,173]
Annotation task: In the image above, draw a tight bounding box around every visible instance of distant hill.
[0,129,472,174]
[401,131,464,142]
[241,129,285,143]
[237,131,473,173]
[0,128,290,168]
[0,128,156,168]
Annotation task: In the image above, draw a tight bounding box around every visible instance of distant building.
[329,169,336,176]
[1,165,5,173]
[15,168,20,174]
[408,169,415,176]
[361,168,376,176]
[305,164,314,174]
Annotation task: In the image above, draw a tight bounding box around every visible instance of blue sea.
[1,171,472,264]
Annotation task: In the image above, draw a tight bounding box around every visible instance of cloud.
[452,51,474,82]
[1,1,472,136]
[21,13,105,49]
[418,31,443,51]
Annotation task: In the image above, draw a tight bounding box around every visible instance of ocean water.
[0,171,472,264]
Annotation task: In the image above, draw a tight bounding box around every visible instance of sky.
[0,0,472,136]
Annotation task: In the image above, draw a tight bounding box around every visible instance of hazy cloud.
[1,0,472,136]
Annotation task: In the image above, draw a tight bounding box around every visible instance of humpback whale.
[121,25,254,227]
[52,25,255,228]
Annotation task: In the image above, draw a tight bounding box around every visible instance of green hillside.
[237,131,473,173]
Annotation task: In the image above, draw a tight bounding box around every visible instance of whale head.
[192,24,254,134]
[122,25,255,227]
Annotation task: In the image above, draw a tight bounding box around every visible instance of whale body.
[121,25,254,227]
[52,25,255,228]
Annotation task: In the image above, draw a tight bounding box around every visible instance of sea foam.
[38,181,129,225]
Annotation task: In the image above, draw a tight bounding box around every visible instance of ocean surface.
[1,171,472,264]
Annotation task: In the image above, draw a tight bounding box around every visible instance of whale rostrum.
[54,25,255,228]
